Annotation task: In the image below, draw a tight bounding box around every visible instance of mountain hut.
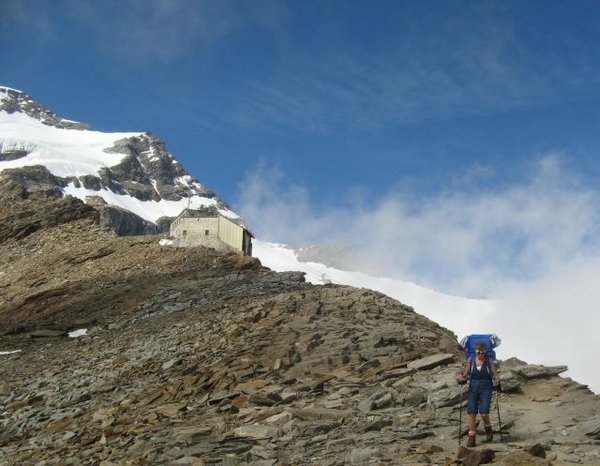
[169,207,253,256]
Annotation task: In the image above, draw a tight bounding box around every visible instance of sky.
[2,1,600,390]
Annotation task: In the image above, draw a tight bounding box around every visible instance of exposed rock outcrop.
[0,194,98,244]
[0,87,90,130]
[0,165,65,200]
[104,133,219,203]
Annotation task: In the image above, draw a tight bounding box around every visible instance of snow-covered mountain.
[2,85,596,393]
[0,86,240,235]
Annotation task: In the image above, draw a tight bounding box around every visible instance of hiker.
[456,341,500,447]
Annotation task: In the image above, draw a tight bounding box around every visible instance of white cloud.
[237,158,347,244]
[198,2,600,133]
[238,154,600,298]
[489,258,600,389]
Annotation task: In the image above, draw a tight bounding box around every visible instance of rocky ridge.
[0,87,89,131]
[1,197,600,465]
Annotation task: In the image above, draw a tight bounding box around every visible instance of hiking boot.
[485,425,493,442]
[467,434,476,448]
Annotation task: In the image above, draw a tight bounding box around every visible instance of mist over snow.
[238,157,600,394]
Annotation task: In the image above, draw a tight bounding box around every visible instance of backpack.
[458,334,501,363]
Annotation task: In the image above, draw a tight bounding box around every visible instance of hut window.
[205,229,210,236]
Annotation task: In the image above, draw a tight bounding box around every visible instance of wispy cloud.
[7,1,600,133]
[0,0,56,41]
[238,153,600,298]
[64,0,241,64]
[4,0,286,66]
[205,2,600,133]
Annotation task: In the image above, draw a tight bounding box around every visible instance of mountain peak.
[0,85,89,130]
[0,85,23,95]
[1,85,240,235]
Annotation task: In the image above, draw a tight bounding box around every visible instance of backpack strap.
[469,356,493,381]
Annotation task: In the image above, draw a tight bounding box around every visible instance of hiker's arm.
[463,359,471,377]
[456,359,471,383]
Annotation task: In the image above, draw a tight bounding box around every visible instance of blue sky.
[3,0,600,300]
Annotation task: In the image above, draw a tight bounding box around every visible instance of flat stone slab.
[407,353,455,371]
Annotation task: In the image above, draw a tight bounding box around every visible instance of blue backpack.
[458,334,501,363]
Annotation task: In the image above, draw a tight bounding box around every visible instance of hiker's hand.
[493,375,500,387]
[456,374,467,385]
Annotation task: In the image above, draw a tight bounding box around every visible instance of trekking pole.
[495,386,503,442]
[458,383,464,446]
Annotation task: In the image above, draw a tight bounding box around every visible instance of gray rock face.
[0,148,29,162]
[0,194,98,244]
[102,133,220,204]
[95,202,163,235]
[0,165,65,199]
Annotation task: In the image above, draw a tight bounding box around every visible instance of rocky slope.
[1,196,600,465]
